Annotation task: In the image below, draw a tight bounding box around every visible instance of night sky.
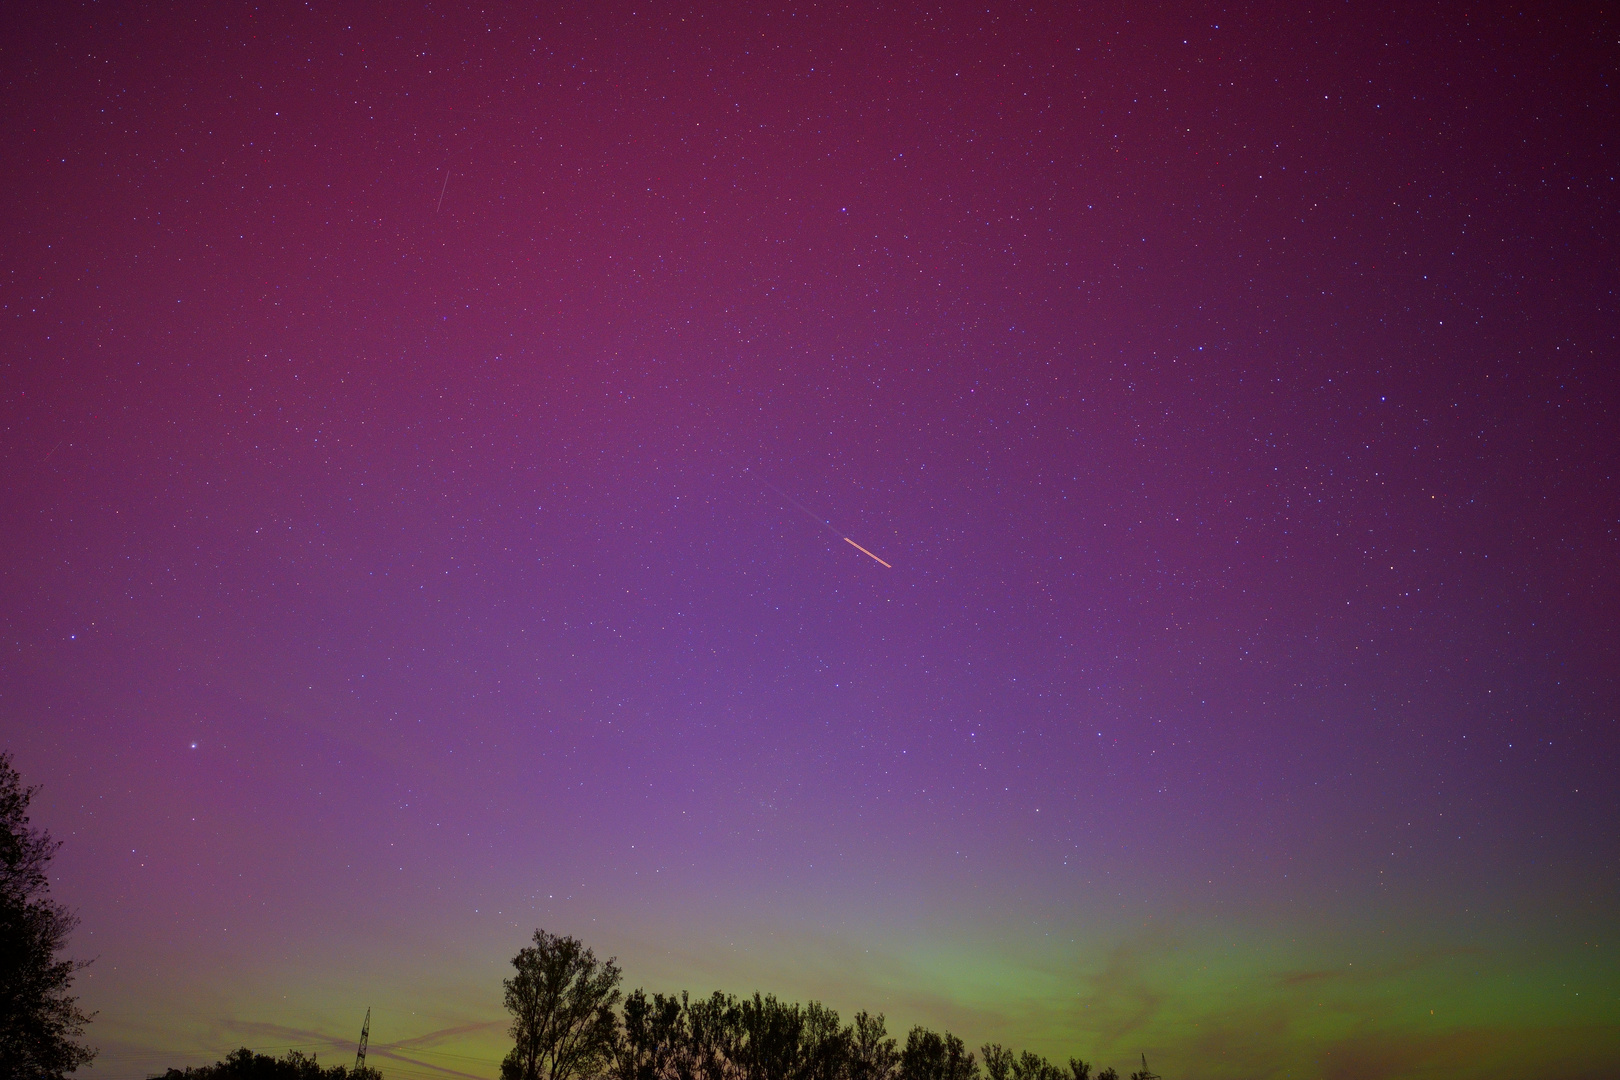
[3,3,1617,1079]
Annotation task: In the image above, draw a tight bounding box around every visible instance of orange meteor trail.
[751,472,893,568]
[843,537,892,568]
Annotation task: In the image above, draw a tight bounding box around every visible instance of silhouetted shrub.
[152,1047,381,1080]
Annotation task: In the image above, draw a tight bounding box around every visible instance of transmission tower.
[354,1008,371,1074]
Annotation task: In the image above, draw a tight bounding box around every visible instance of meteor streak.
[752,473,892,568]
[843,537,892,568]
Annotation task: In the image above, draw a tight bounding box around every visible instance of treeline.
[505,930,1155,1080]
[153,1047,382,1080]
[151,930,1156,1080]
[608,990,1123,1080]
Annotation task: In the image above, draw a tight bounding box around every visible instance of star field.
[2,4,1617,1079]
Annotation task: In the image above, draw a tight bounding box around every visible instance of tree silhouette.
[0,751,96,1079]
[1010,1050,1066,1080]
[846,1012,897,1080]
[897,1028,977,1080]
[735,993,804,1080]
[154,1046,383,1079]
[614,989,688,1080]
[799,1002,849,1080]
[978,1045,1013,1080]
[502,929,624,1080]
[515,930,1151,1080]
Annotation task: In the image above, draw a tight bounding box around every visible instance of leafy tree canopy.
[505,929,1149,1080]
[502,928,623,1080]
[0,751,96,1079]
[155,1046,382,1080]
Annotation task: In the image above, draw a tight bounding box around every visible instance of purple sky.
[3,4,1617,1079]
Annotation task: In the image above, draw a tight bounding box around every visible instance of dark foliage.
[154,1046,383,1080]
[499,928,1150,1080]
[502,929,624,1080]
[846,1012,898,1080]
[602,987,872,1080]
[798,1001,848,1080]
[614,989,688,1080]
[0,752,96,1079]
[980,1044,1013,1080]
[505,930,1153,1080]
[981,1046,1090,1080]
[1010,1051,1067,1080]
[897,1027,976,1080]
